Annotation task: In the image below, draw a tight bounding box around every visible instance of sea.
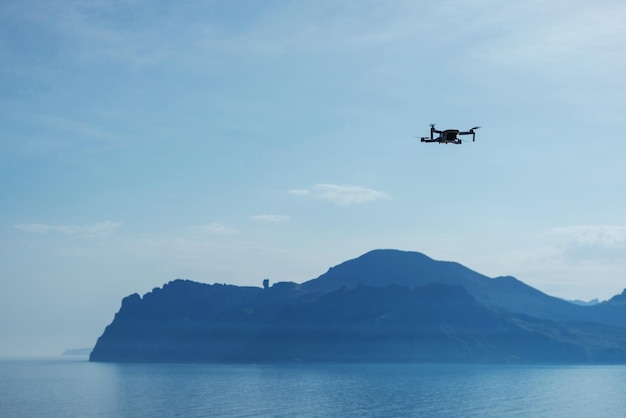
[2,358,626,417]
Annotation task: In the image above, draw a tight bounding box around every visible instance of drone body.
[419,124,480,144]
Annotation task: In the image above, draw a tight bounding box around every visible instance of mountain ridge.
[303,249,598,323]
[89,249,626,363]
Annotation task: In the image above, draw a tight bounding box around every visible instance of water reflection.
[2,360,626,417]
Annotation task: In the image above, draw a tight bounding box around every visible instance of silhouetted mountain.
[90,249,626,363]
[303,250,589,322]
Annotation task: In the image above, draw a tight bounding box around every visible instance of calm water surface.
[2,358,626,417]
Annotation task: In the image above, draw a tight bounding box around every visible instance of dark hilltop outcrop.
[90,249,626,363]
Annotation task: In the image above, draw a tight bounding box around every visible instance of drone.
[418,124,480,144]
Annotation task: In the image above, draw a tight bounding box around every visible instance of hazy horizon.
[2,248,619,358]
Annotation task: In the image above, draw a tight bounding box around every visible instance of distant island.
[63,348,92,356]
[90,249,626,363]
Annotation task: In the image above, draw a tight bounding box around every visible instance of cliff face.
[90,250,626,363]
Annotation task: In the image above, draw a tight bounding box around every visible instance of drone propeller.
[430,123,436,128]
[470,126,481,131]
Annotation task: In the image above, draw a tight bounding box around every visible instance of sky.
[2,0,626,356]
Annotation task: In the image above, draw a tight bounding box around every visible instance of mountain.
[303,250,582,320]
[89,249,626,363]
[303,250,626,327]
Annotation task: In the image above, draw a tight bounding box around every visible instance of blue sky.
[2,0,626,355]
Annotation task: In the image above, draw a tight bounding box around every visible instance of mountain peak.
[300,249,585,322]
[302,249,487,293]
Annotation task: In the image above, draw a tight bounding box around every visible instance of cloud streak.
[251,214,289,222]
[192,223,239,235]
[541,225,626,263]
[469,1,626,79]
[14,220,121,237]
[291,184,390,206]
[547,225,626,247]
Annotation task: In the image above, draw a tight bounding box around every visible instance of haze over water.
[3,358,626,417]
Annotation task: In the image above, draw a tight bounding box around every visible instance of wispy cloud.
[14,220,121,237]
[192,222,239,235]
[543,225,626,261]
[8,0,624,79]
[251,214,290,222]
[469,2,626,78]
[547,225,626,247]
[289,189,310,196]
[292,184,390,206]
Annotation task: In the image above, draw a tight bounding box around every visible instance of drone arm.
[457,131,476,142]
[459,127,479,142]
[430,124,442,138]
